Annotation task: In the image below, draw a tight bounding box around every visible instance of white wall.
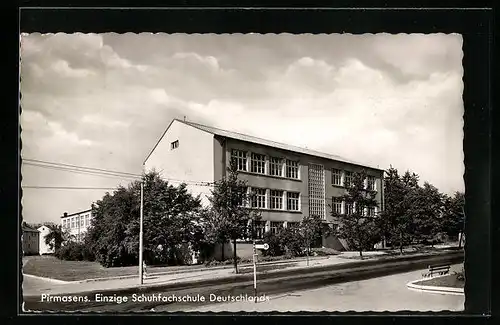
[37,225,55,254]
[145,120,215,206]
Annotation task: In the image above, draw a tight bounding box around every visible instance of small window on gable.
[171,140,179,150]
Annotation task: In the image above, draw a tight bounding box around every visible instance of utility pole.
[139,181,144,285]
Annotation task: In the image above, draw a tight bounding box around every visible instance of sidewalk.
[22,255,354,296]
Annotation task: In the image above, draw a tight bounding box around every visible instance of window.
[231,149,247,171]
[252,221,266,239]
[170,140,179,150]
[270,221,283,235]
[308,163,325,219]
[251,188,267,209]
[357,204,365,216]
[251,153,266,174]
[286,192,300,211]
[269,190,284,210]
[332,197,343,214]
[85,214,90,227]
[286,160,299,179]
[62,219,66,229]
[367,176,376,191]
[287,221,299,229]
[80,216,84,227]
[367,207,376,217]
[344,171,353,187]
[269,157,283,176]
[71,217,75,229]
[332,168,342,186]
[345,202,354,215]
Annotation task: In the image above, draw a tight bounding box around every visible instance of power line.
[23,158,142,177]
[23,162,142,181]
[23,158,214,186]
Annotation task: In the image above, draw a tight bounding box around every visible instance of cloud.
[51,59,95,78]
[172,52,220,70]
[21,110,96,148]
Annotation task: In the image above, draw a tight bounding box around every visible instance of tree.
[442,191,465,247]
[86,170,203,267]
[300,214,325,264]
[381,168,420,254]
[44,224,71,253]
[410,182,445,245]
[205,159,258,274]
[331,170,380,259]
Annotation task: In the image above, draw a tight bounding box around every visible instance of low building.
[60,209,93,242]
[37,225,55,255]
[145,119,385,255]
[22,225,40,255]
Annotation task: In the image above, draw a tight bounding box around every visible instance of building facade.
[22,225,40,255]
[37,225,55,255]
[144,119,384,250]
[61,209,93,242]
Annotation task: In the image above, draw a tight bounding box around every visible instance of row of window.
[250,220,300,239]
[62,214,91,230]
[331,197,377,216]
[232,149,300,179]
[249,188,301,211]
[332,169,377,190]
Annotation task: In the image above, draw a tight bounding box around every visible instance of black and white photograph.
[20,32,466,313]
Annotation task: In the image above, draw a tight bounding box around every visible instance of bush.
[455,267,465,281]
[55,241,95,261]
[311,247,340,256]
[279,228,305,257]
[204,257,243,267]
[261,232,284,257]
[261,229,305,258]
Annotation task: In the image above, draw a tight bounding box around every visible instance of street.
[173,264,464,312]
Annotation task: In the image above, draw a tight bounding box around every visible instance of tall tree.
[442,191,465,247]
[44,224,71,252]
[410,182,445,245]
[331,170,380,259]
[206,159,257,274]
[87,171,203,267]
[381,168,420,254]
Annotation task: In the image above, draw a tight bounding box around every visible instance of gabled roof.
[177,119,383,171]
[22,225,39,233]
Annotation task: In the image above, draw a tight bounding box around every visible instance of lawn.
[22,255,206,281]
[413,274,465,289]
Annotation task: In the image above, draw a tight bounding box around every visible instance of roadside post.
[253,242,269,301]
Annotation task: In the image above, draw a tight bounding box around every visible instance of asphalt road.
[177,264,464,312]
[23,252,463,313]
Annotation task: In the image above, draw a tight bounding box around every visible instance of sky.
[20,33,464,224]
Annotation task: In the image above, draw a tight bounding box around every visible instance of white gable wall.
[145,120,214,206]
[37,225,55,255]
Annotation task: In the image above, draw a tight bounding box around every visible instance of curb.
[406,274,464,296]
[23,273,70,284]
